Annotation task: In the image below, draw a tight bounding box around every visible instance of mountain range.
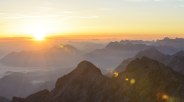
[2,37,184,70]
[0,45,82,67]
[85,41,151,69]
[12,57,184,102]
[115,48,184,75]
[1,37,184,101]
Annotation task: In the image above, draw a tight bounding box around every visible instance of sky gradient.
[0,0,184,37]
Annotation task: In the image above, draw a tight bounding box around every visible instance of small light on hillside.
[125,78,129,81]
[130,79,136,85]
[113,72,119,77]
[162,94,169,100]
[60,44,65,48]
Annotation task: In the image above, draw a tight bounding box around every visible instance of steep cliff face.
[12,59,184,102]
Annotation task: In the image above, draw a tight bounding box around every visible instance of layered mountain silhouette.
[86,41,151,69]
[85,38,184,69]
[118,57,184,102]
[12,58,184,102]
[115,48,184,75]
[0,45,82,67]
[156,37,184,48]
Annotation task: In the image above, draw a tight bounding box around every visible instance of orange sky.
[0,0,184,39]
[0,33,184,41]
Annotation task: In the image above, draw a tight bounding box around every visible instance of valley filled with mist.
[0,37,184,102]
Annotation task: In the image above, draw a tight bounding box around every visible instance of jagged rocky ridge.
[12,58,184,102]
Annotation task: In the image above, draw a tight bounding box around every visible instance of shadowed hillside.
[115,48,184,75]
[12,58,184,102]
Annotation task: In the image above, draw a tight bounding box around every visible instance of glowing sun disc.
[33,33,46,41]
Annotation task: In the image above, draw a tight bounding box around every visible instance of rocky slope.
[12,58,184,102]
[118,57,184,101]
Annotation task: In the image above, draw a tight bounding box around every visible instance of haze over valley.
[1,0,184,101]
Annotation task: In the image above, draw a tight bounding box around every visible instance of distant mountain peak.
[52,61,103,94]
[105,41,121,48]
[135,47,167,60]
[71,60,102,75]
[124,56,168,73]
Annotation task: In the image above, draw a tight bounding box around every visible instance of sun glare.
[33,33,46,41]
[31,28,47,41]
[21,20,58,41]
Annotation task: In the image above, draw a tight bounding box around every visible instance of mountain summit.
[12,58,184,102]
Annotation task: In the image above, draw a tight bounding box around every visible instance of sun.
[33,33,46,41]
[30,26,48,41]
[22,20,55,41]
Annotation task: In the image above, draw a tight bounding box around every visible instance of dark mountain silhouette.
[0,96,10,102]
[0,45,83,67]
[168,51,184,74]
[12,58,184,102]
[115,58,134,72]
[115,48,184,75]
[135,47,169,61]
[115,47,167,72]
[12,61,119,102]
[118,57,184,102]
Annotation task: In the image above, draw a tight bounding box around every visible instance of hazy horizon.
[1,34,184,41]
[1,0,184,102]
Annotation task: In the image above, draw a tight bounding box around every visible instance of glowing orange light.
[60,44,65,48]
[130,79,136,85]
[162,94,169,100]
[125,78,129,81]
[113,72,119,77]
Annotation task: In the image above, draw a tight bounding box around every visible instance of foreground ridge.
[12,58,184,102]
